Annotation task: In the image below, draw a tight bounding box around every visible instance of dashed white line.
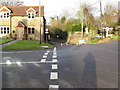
[52,64,58,69]
[53,53,57,55]
[49,85,59,90]
[52,59,58,63]
[40,59,46,62]
[16,61,22,66]
[43,55,47,58]
[52,55,57,58]
[50,72,58,80]
[44,53,49,55]
[47,50,50,53]
[6,60,12,65]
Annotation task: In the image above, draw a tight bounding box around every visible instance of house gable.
[26,8,36,13]
[0,6,11,12]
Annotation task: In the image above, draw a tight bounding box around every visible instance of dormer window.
[0,6,11,19]
[26,8,36,19]
[27,12,35,18]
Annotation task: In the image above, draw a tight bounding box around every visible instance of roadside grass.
[0,38,14,44]
[3,40,53,50]
[86,37,103,44]
[111,35,120,40]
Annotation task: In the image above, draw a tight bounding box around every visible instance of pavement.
[0,41,119,89]
[0,40,19,48]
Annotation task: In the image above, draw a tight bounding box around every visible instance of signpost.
[45,28,49,43]
[102,27,113,38]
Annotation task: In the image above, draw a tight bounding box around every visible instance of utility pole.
[99,0,103,37]
[39,0,42,44]
[81,5,84,38]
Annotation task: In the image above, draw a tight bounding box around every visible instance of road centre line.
[52,59,58,63]
[52,55,57,58]
[44,52,49,55]
[50,72,58,80]
[49,85,59,90]
[53,52,57,55]
[52,64,58,69]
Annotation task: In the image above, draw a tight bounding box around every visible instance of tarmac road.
[1,41,119,89]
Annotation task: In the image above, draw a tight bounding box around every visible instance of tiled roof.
[0,6,44,17]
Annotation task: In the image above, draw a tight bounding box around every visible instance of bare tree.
[102,3,118,27]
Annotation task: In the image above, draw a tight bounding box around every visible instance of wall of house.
[0,18,10,37]
[0,16,44,41]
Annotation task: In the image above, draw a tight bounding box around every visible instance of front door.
[16,27,24,40]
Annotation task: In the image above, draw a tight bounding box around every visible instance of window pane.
[7,27,9,30]
[1,27,3,30]
[1,30,3,34]
[28,15,31,18]
[28,28,31,34]
[4,28,6,34]
[32,28,34,34]
[32,16,34,18]
[0,27,3,34]
[4,27,6,30]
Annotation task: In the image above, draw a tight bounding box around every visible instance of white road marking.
[16,61,22,66]
[50,72,58,80]
[44,53,48,55]
[6,60,12,65]
[41,46,48,48]
[33,63,41,67]
[52,55,57,58]
[47,50,50,53]
[52,59,58,63]
[49,85,59,90]
[0,61,53,65]
[40,59,46,62]
[53,53,57,55]
[52,64,58,69]
[43,55,47,58]
[54,47,57,50]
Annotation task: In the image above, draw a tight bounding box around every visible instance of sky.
[23,0,119,24]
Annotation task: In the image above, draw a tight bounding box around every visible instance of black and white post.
[45,28,49,43]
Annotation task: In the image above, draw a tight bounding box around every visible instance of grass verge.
[0,38,14,44]
[3,40,53,50]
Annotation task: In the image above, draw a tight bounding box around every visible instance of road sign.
[79,40,85,45]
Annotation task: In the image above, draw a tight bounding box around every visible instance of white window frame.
[27,12,35,19]
[0,26,10,34]
[0,12,10,19]
[26,8,36,19]
[27,27,35,34]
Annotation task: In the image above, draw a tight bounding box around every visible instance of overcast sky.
[23,0,119,24]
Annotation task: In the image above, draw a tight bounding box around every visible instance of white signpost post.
[102,27,113,38]
[45,28,49,43]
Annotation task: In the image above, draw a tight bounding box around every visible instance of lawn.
[3,40,53,50]
[0,38,14,44]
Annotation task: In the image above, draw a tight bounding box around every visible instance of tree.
[102,3,118,27]
[0,0,24,6]
[61,16,66,23]
[76,3,96,37]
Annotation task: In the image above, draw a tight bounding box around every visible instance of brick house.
[0,6,45,41]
